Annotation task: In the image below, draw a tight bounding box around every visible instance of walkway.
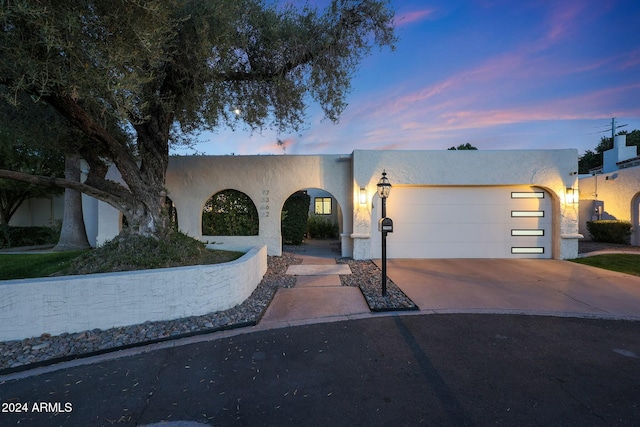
[259,240,370,325]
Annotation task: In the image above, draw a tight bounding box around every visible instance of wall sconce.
[566,187,577,205]
[359,187,367,205]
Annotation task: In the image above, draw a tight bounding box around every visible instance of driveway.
[379,258,640,319]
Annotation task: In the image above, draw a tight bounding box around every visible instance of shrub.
[281,192,310,245]
[307,214,339,239]
[202,190,259,236]
[68,230,207,274]
[0,224,60,249]
[586,220,632,244]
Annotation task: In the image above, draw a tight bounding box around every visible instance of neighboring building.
[12,149,584,259]
[579,134,640,246]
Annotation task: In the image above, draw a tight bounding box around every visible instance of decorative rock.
[0,252,298,371]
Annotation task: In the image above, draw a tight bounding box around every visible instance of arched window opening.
[202,189,259,236]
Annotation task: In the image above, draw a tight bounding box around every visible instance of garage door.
[371,186,552,259]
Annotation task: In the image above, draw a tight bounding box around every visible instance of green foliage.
[281,192,310,245]
[0,0,396,237]
[586,220,632,244]
[570,254,640,277]
[579,129,640,173]
[578,150,601,174]
[202,190,259,236]
[448,143,478,150]
[307,214,339,239]
[0,225,60,249]
[0,0,396,235]
[0,92,66,224]
[0,250,86,280]
[67,230,243,275]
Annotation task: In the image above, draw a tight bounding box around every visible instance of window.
[511,211,544,217]
[314,197,332,215]
[511,229,544,236]
[511,192,545,199]
[511,247,545,254]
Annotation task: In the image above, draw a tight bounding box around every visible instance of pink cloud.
[396,9,435,26]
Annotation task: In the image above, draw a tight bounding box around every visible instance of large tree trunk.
[53,154,90,251]
[123,108,172,238]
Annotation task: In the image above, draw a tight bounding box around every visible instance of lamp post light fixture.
[377,170,392,296]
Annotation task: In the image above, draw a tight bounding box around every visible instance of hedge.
[307,214,339,239]
[586,220,632,244]
[0,225,60,249]
[281,192,310,245]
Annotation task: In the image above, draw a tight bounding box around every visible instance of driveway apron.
[379,258,640,319]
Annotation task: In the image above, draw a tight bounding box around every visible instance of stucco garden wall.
[579,166,640,246]
[351,149,581,260]
[165,155,353,256]
[0,245,267,342]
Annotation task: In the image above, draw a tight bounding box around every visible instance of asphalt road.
[1,313,639,426]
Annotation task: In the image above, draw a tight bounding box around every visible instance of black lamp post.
[377,170,392,296]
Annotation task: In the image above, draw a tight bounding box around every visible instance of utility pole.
[609,117,628,141]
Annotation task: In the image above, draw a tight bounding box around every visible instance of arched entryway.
[281,188,343,257]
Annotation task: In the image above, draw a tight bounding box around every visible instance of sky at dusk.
[173,0,640,157]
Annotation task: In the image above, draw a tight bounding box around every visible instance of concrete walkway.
[259,240,370,326]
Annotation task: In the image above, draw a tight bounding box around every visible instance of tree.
[0,0,396,239]
[53,153,91,251]
[448,143,478,150]
[0,98,65,225]
[578,130,640,173]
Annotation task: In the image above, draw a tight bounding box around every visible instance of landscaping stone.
[0,252,300,372]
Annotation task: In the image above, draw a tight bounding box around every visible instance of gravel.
[0,253,301,373]
[3,240,630,373]
[338,258,418,312]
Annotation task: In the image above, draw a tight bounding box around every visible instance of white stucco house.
[10,149,586,260]
[79,149,580,260]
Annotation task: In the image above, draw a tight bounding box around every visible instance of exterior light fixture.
[377,170,392,200]
[566,187,577,205]
[377,170,392,296]
[359,187,367,205]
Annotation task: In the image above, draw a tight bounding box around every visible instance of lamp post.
[377,170,392,296]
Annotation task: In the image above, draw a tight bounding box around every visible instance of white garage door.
[371,186,552,259]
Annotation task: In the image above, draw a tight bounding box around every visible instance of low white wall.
[0,246,267,342]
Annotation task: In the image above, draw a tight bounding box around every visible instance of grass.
[570,254,640,276]
[0,231,245,280]
[0,251,86,280]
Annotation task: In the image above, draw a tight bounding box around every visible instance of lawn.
[0,251,86,280]
[0,248,244,281]
[570,254,640,277]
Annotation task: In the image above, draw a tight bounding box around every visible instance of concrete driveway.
[379,258,640,319]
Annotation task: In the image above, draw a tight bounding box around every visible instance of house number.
[260,190,270,217]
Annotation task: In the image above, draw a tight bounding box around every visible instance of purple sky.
[174,0,640,157]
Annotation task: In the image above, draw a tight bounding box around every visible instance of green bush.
[0,224,60,249]
[307,214,339,239]
[281,192,310,245]
[202,189,259,236]
[586,220,632,244]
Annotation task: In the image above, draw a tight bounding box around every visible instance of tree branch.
[0,168,125,209]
